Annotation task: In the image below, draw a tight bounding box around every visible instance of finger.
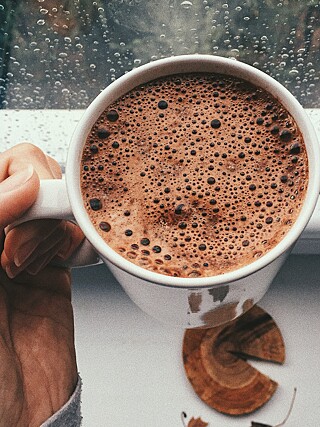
[0,165,39,230]
[0,143,63,231]
[2,220,85,277]
[5,245,59,279]
[25,237,68,276]
[46,154,62,179]
[4,236,66,278]
[10,230,65,278]
[3,219,63,267]
[54,222,85,261]
[26,223,85,274]
[0,143,59,182]
[2,220,66,278]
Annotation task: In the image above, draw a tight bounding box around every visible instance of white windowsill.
[0,108,320,165]
[0,109,85,167]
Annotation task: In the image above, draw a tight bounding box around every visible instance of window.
[1,0,319,163]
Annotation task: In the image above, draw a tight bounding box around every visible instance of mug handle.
[9,179,101,268]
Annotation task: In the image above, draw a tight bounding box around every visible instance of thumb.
[0,165,40,229]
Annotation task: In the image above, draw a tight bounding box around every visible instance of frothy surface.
[81,73,308,278]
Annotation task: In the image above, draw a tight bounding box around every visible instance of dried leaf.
[187,416,209,427]
[181,412,209,427]
[183,306,285,415]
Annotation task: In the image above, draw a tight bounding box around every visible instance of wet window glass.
[0,0,319,158]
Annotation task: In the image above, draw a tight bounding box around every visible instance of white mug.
[19,55,320,328]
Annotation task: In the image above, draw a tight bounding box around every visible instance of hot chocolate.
[80,73,308,278]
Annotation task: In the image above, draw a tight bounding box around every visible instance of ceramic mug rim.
[66,54,320,288]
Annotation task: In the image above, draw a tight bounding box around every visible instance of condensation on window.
[0,0,319,109]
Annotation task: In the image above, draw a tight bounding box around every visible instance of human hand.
[0,267,77,426]
[0,143,84,277]
[0,143,82,425]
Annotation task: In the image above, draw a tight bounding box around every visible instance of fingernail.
[26,252,53,276]
[14,239,38,267]
[56,237,72,260]
[6,265,17,279]
[0,165,34,193]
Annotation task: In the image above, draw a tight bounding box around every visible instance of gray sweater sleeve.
[40,376,82,427]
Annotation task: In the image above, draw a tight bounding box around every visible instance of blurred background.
[0,0,319,161]
[1,0,320,109]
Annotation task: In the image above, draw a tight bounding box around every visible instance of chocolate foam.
[81,73,308,278]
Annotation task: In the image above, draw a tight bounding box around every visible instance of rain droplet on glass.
[180,1,193,10]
